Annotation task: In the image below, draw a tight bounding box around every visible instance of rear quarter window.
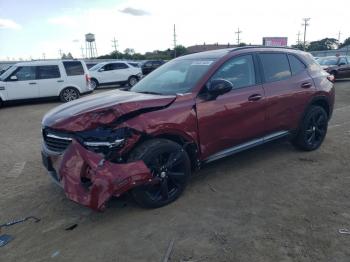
[259,53,291,82]
[288,55,306,75]
[63,61,84,76]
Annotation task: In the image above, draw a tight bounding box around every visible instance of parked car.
[317,56,350,80]
[141,60,164,75]
[0,65,12,76]
[89,61,142,89]
[0,60,93,106]
[41,47,334,211]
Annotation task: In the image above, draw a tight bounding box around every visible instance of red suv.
[41,47,335,211]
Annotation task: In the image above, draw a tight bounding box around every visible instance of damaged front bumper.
[41,140,152,211]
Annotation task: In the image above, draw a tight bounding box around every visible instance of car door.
[111,62,130,82]
[37,65,63,97]
[5,66,39,100]
[259,53,315,133]
[196,54,267,159]
[337,57,350,78]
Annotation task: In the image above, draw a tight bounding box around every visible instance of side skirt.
[203,131,290,164]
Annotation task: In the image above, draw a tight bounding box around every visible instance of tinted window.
[339,57,347,65]
[11,66,36,81]
[63,61,84,76]
[102,63,113,71]
[347,57,350,64]
[112,63,128,70]
[152,61,162,66]
[260,53,291,82]
[288,55,306,75]
[144,62,152,67]
[37,65,60,79]
[212,55,256,89]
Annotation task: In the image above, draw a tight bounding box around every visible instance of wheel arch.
[131,131,200,170]
[309,96,330,117]
[58,85,82,96]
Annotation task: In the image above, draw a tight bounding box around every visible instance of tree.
[174,45,187,56]
[339,37,350,49]
[61,53,67,59]
[291,43,304,50]
[67,52,73,59]
[307,38,338,51]
[124,48,135,56]
[238,42,247,47]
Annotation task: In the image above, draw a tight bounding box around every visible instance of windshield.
[317,57,338,66]
[89,63,105,71]
[130,58,215,95]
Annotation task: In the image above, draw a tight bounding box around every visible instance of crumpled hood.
[42,90,176,132]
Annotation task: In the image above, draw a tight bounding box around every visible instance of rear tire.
[90,79,99,90]
[128,76,138,87]
[59,87,80,102]
[291,105,328,151]
[128,139,191,208]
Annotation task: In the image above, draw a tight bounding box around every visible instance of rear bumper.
[41,140,152,211]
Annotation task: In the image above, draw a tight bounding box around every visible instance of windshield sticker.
[191,61,213,66]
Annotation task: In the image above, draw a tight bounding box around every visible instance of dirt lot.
[1,82,350,262]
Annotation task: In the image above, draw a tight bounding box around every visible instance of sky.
[0,0,349,60]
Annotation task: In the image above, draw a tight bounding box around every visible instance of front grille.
[43,129,73,153]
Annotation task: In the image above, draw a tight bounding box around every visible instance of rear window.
[63,61,84,76]
[288,55,306,75]
[259,53,291,82]
[37,65,61,79]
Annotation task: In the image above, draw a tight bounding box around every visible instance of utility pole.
[173,24,177,58]
[338,31,341,45]
[235,27,242,45]
[296,31,301,44]
[302,18,310,50]
[42,53,46,60]
[58,49,63,58]
[112,37,118,51]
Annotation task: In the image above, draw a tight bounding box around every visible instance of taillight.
[327,75,335,83]
[85,74,91,84]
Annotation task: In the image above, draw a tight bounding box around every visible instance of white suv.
[89,61,142,89]
[0,60,93,105]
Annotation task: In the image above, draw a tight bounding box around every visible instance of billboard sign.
[263,37,288,47]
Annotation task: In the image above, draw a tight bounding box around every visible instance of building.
[187,43,237,54]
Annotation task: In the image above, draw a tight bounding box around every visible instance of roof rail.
[230,45,300,52]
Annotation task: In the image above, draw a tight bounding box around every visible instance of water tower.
[85,33,98,58]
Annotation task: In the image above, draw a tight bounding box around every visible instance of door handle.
[248,94,262,101]
[57,80,64,82]
[301,82,312,88]
[29,82,37,85]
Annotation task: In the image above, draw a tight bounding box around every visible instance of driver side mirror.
[206,79,233,100]
[98,68,105,72]
[9,75,18,81]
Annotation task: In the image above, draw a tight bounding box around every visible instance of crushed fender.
[58,140,152,211]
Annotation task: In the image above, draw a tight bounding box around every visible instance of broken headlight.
[77,127,128,155]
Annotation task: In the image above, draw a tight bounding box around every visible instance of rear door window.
[37,65,61,79]
[259,53,291,82]
[63,61,84,76]
[10,66,36,81]
[288,55,306,75]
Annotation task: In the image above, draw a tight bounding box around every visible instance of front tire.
[128,139,191,208]
[59,87,80,102]
[292,105,328,151]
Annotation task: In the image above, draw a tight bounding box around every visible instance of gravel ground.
[1,82,350,262]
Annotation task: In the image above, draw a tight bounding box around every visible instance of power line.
[302,18,310,50]
[235,27,242,45]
